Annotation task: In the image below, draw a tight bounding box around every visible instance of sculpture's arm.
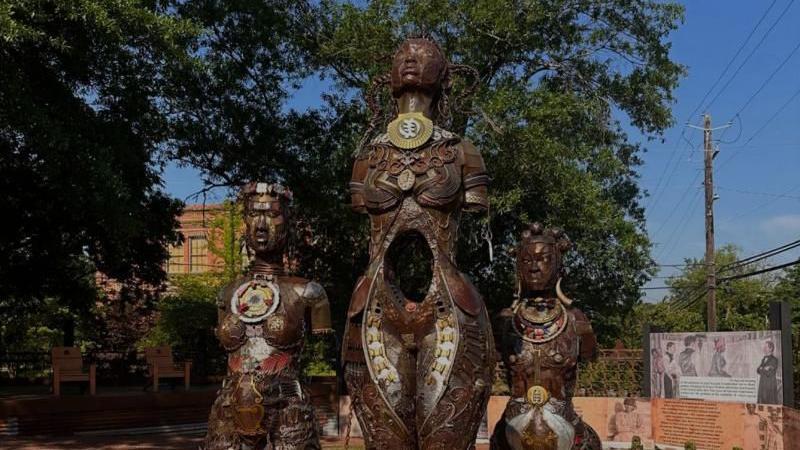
[299,281,333,334]
[492,308,514,394]
[460,140,490,212]
[572,308,598,362]
[349,155,370,214]
[216,289,246,351]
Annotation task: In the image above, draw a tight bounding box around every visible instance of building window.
[189,236,208,273]
[168,244,184,274]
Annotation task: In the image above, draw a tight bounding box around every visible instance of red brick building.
[167,204,225,274]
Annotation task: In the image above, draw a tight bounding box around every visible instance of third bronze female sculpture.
[343,37,495,449]
[491,223,601,450]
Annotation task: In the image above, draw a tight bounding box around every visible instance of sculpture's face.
[517,241,559,292]
[391,39,446,97]
[244,194,287,255]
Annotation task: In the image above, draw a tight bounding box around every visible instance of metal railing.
[577,356,644,397]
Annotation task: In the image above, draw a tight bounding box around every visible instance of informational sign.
[649,331,783,404]
[651,398,785,450]
[573,397,654,449]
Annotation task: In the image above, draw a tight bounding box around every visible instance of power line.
[742,85,800,145]
[717,186,800,200]
[719,258,800,282]
[723,182,800,222]
[719,239,800,273]
[652,163,703,242]
[716,86,800,169]
[643,143,799,151]
[651,238,800,307]
[727,37,800,120]
[695,0,780,113]
[645,131,694,214]
[703,0,797,112]
[652,263,705,268]
[668,250,792,311]
[669,287,709,311]
[656,186,703,261]
[646,1,782,214]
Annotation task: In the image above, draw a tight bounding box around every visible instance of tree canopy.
[619,245,786,346]
[2,0,691,348]
[273,0,686,343]
[0,1,195,336]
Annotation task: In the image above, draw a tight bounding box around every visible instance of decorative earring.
[555,277,573,306]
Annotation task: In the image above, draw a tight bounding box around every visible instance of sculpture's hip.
[203,372,320,450]
[343,257,494,449]
[490,398,601,450]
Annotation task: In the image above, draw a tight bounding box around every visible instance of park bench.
[144,346,191,392]
[51,347,96,396]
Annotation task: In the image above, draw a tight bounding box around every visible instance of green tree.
[621,245,777,346]
[297,0,685,343]
[141,273,227,376]
[0,1,198,339]
[771,263,800,403]
[207,200,246,282]
[166,0,314,184]
[771,263,800,326]
[144,1,685,344]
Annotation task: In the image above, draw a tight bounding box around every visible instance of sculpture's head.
[240,182,292,256]
[390,38,449,98]
[514,222,571,294]
[358,35,479,152]
[763,340,774,355]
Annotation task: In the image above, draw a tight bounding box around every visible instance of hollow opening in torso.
[384,230,434,302]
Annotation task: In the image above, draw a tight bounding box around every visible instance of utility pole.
[688,115,730,332]
[703,114,717,332]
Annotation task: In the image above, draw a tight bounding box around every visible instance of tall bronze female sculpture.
[343,37,495,449]
[491,223,600,450]
[203,182,332,450]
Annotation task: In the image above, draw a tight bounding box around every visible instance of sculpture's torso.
[204,274,324,450]
[505,305,582,401]
[491,303,601,450]
[220,276,308,378]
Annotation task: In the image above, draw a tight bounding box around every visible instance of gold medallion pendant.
[387,112,434,149]
[526,385,549,406]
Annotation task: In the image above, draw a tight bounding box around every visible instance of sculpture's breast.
[362,142,462,213]
[508,311,581,398]
[260,286,304,351]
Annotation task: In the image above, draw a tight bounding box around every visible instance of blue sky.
[163,1,800,299]
[637,0,800,298]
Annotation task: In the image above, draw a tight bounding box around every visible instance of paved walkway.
[0,435,365,450]
[0,435,492,450]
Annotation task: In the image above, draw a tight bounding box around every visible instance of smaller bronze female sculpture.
[491,223,600,450]
[203,182,332,450]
